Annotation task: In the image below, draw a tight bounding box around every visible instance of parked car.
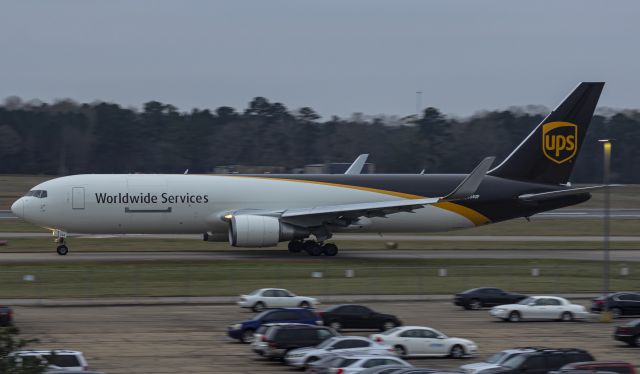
[493,348,594,374]
[228,308,321,343]
[395,371,462,374]
[320,304,402,331]
[489,296,588,322]
[285,336,395,367]
[370,326,477,358]
[306,354,412,374]
[238,288,319,311]
[545,371,620,374]
[252,322,309,356]
[591,292,640,318]
[461,347,548,374]
[12,350,89,372]
[261,324,338,360]
[0,305,13,326]
[359,367,441,374]
[551,361,637,374]
[454,288,527,310]
[613,319,640,346]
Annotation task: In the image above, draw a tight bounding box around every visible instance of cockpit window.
[25,190,47,198]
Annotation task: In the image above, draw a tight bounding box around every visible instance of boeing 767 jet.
[12,82,605,256]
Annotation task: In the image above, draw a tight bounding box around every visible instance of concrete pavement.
[1,249,640,262]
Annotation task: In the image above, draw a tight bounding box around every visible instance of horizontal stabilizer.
[443,157,495,201]
[518,185,621,202]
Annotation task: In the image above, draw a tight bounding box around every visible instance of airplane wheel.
[56,245,69,256]
[288,240,304,253]
[304,241,322,256]
[322,243,338,256]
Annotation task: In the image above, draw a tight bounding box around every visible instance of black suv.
[262,324,338,359]
[591,292,640,318]
[320,304,402,331]
[494,348,595,374]
[454,288,527,310]
[614,319,640,346]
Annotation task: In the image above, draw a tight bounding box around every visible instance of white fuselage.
[11,174,478,235]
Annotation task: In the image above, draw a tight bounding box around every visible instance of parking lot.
[13,300,640,373]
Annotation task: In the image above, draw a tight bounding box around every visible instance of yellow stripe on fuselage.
[433,202,491,226]
[225,175,491,226]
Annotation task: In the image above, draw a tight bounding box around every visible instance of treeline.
[0,96,638,183]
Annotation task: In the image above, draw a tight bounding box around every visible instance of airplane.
[11,82,606,257]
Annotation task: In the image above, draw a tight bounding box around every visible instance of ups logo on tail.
[542,121,578,164]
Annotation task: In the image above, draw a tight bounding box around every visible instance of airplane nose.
[10,198,24,219]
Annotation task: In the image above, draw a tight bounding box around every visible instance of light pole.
[598,139,612,321]
[416,91,423,118]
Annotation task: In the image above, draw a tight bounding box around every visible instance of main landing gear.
[288,240,338,257]
[54,230,69,255]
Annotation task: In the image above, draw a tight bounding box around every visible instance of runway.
[535,208,640,219]
[1,248,640,263]
[2,232,640,242]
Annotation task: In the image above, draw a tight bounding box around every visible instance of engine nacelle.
[228,215,308,247]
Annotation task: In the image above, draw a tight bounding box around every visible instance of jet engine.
[228,214,309,247]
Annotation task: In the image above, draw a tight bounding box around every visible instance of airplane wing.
[344,154,369,175]
[226,157,493,228]
[518,185,621,202]
[281,197,439,219]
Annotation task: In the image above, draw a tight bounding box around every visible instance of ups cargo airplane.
[12,82,605,256]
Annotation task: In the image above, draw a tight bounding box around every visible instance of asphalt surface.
[535,208,640,219]
[0,210,16,219]
[1,249,640,263]
[13,301,640,374]
[2,208,640,220]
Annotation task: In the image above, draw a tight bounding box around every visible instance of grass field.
[0,258,638,298]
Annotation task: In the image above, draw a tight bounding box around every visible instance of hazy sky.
[0,1,637,117]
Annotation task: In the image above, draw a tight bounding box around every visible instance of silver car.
[285,336,395,367]
[306,354,411,374]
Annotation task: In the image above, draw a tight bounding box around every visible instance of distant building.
[303,162,375,174]
[212,162,376,174]
[213,165,287,174]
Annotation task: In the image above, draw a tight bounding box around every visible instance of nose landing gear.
[56,243,69,256]
[54,230,68,255]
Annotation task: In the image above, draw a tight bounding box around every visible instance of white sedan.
[369,326,477,358]
[237,288,319,312]
[285,336,395,368]
[489,296,588,322]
